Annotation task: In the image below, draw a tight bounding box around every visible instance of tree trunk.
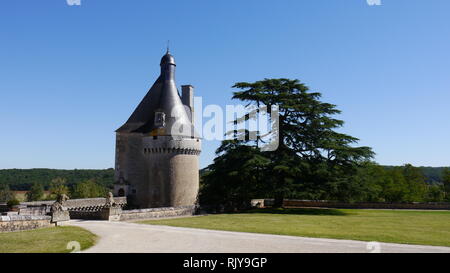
[273,194,284,208]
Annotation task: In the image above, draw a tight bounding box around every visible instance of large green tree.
[49,177,69,198]
[234,79,374,206]
[400,164,428,202]
[0,184,14,202]
[201,78,374,208]
[442,168,450,201]
[200,140,271,211]
[26,183,44,202]
[70,179,108,199]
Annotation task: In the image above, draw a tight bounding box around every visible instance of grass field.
[0,226,97,253]
[140,208,450,247]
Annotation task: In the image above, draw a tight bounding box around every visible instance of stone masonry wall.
[142,136,201,208]
[120,206,196,221]
[261,199,450,210]
[20,197,127,210]
[66,197,127,209]
[115,133,147,208]
[0,215,52,232]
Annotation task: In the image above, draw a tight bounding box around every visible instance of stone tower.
[114,51,201,209]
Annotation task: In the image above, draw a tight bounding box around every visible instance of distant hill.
[382,166,448,185]
[0,168,114,190]
[417,167,448,184]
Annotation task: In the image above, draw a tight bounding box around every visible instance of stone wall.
[18,205,50,216]
[0,197,130,231]
[69,205,194,221]
[66,197,127,210]
[260,199,450,210]
[119,206,196,221]
[140,136,201,208]
[115,132,147,208]
[19,197,126,210]
[0,215,52,232]
[20,200,54,206]
[3,197,194,226]
[145,151,200,208]
[69,207,122,221]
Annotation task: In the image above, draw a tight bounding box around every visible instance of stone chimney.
[181,85,194,122]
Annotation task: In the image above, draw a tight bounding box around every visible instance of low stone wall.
[261,199,450,210]
[0,197,129,230]
[0,215,52,232]
[69,207,122,221]
[18,205,50,216]
[65,197,127,210]
[120,206,196,221]
[20,200,54,206]
[20,197,127,210]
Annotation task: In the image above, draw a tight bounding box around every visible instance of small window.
[154,111,166,127]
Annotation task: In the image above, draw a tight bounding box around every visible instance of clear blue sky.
[1,0,449,169]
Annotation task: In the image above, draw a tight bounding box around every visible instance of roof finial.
[166,40,170,54]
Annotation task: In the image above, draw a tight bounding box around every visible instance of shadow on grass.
[240,207,349,216]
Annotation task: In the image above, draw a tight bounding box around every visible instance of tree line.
[199,78,450,211]
[0,168,114,190]
[0,169,113,202]
[0,177,109,202]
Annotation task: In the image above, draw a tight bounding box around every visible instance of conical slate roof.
[116,52,196,137]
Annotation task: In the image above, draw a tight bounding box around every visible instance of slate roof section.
[117,52,196,137]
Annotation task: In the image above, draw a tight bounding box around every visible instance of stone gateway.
[114,51,201,209]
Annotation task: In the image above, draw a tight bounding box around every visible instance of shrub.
[6,199,20,209]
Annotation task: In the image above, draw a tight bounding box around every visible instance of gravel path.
[69,220,450,253]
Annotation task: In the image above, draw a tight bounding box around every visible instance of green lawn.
[140,208,450,247]
[0,226,97,253]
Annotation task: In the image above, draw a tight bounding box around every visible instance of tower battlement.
[143,136,201,155]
